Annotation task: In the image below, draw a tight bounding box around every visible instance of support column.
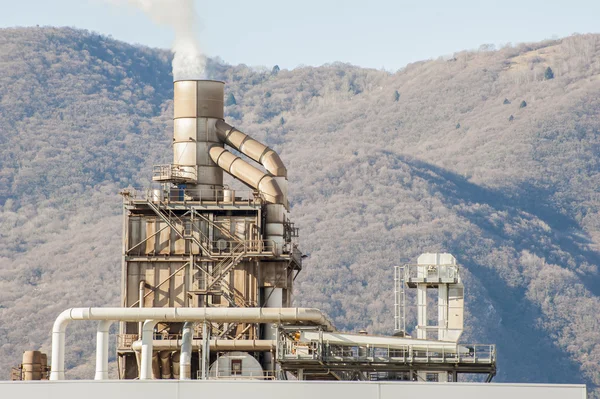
[201,322,210,380]
[438,284,448,341]
[94,320,113,380]
[416,285,427,339]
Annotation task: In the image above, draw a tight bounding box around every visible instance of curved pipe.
[216,120,287,177]
[50,307,334,380]
[209,147,284,204]
[141,320,158,380]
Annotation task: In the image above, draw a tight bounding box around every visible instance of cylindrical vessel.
[22,351,42,381]
[173,80,225,200]
[223,189,234,203]
[209,352,264,379]
[151,352,161,379]
[265,204,286,256]
[171,351,180,380]
[159,351,172,379]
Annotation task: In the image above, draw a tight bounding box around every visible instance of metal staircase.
[146,199,250,308]
[146,200,206,251]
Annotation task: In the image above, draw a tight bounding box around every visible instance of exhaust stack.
[154,79,286,204]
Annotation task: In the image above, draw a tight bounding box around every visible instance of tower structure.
[117,80,301,379]
[395,253,465,382]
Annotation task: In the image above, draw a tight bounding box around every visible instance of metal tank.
[209,352,264,379]
[22,351,43,381]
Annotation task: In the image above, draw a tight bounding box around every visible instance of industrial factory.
[3,80,587,398]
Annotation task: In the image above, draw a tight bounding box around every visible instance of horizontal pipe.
[209,147,284,204]
[216,120,287,177]
[50,307,334,380]
[300,331,468,353]
[131,339,277,352]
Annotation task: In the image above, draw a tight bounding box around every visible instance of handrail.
[152,164,197,183]
[121,187,262,206]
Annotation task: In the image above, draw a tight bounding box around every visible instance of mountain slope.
[0,27,599,395]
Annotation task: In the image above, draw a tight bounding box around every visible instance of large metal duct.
[173,80,225,199]
[215,120,287,177]
[209,147,284,204]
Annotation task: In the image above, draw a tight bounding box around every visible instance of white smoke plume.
[107,0,206,80]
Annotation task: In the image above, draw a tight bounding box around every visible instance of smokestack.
[172,80,225,199]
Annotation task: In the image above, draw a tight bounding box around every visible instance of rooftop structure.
[12,80,497,385]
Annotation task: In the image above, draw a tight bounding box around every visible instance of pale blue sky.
[1,0,598,71]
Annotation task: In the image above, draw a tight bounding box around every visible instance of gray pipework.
[180,322,193,380]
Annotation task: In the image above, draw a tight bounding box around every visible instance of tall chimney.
[173,80,225,199]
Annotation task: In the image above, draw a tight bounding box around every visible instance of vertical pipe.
[416,265,427,340]
[95,320,113,380]
[201,322,210,380]
[50,322,67,380]
[140,320,158,380]
[180,322,193,380]
[262,287,282,372]
[138,280,145,338]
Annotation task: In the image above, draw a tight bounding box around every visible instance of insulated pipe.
[131,339,277,352]
[50,307,334,380]
[138,280,145,338]
[299,331,468,353]
[94,320,113,380]
[209,147,284,204]
[140,320,158,380]
[180,322,193,380]
[215,120,287,177]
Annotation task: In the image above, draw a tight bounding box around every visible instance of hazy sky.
[1,0,599,71]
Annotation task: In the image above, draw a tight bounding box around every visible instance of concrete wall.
[0,380,586,399]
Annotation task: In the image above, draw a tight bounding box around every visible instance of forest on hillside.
[0,27,600,396]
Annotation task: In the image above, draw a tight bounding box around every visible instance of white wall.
[0,380,586,399]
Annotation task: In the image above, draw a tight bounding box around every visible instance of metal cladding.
[22,351,42,381]
[415,253,464,342]
[115,80,301,380]
[174,80,224,119]
[173,80,225,197]
[215,120,287,177]
[170,80,288,204]
[209,146,284,204]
